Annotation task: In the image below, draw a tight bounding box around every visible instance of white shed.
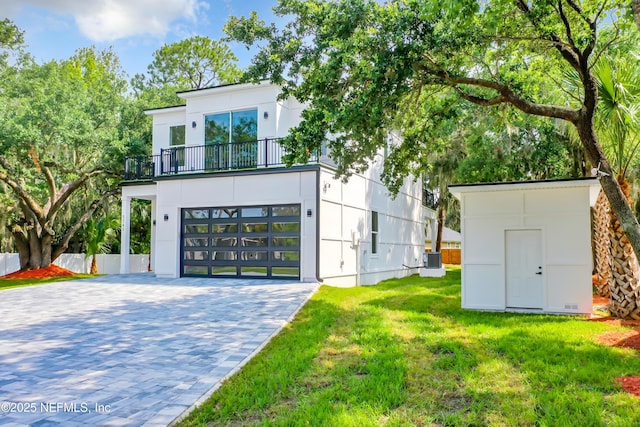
[449,178,600,315]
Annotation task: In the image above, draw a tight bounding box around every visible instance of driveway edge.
[167,283,320,426]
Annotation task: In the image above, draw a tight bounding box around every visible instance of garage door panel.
[183,250,208,260]
[241,207,269,217]
[211,236,237,247]
[181,205,300,279]
[272,267,299,278]
[184,209,209,219]
[212,265,238,276]
[240,236,269,247]
[212,250,237,261]
[184,237,208,247]
[212,208,238,219]
[183,265,209,276]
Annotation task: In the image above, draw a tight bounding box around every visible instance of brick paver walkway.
[0,274,317,426]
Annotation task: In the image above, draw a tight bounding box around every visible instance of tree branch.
[18,200,39,229]
[514,0,581,71]
[589,23,620,70]
[452,86,508,107]
[434,71,579,122]
[556,1,577,49]
[47,168,104,223]
[42,165,57,204]
[51,188,119,262]
[0,159,44,220]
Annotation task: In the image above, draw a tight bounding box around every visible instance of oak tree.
[226,0,640,261]
[0,46,127,270]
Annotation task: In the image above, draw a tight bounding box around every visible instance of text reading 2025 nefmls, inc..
[1,401,111,414]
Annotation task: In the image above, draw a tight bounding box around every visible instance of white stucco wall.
[148,107,186,155]
[152,169,318,281]
[319,154,428,286]
[451,178,600,315]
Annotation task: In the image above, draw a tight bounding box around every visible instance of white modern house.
[450,178,600,314]
[120,82,436,285]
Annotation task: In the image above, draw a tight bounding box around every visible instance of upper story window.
[170,125,185,166]
[204,110,258,169]
[205,109,258,144]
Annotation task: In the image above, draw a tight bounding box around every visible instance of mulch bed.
[616,377,640,398]
[590,294,640,398]
[0,264,76,279]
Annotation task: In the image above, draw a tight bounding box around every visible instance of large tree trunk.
[11,229,31,271]
[574,118,640,264]
[435,205,445,252]
[10,223,59,271]
[608,177,640,320]
[634,0,640,32]
[592,189,611,297]
[573,115,640,320]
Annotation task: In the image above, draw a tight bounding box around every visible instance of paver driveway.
[0,274,318,426]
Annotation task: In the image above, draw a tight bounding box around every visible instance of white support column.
[120,195,131,274]
[150,198,157,272]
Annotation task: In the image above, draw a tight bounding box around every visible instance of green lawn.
[180,267,640,426]
[0,274,95,290]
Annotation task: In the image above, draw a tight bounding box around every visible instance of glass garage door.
[181,204,301,279]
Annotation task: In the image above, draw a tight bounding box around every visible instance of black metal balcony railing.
[423,189,438,209]
[124,138,320,181]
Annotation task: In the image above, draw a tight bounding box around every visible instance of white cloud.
[1,0,208,42]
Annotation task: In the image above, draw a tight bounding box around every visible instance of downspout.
[355,238,361,286]
[315,167,323,283]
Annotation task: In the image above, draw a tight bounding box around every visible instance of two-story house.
[120,82,436,285]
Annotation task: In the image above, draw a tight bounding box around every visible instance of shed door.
[506,229,543,309]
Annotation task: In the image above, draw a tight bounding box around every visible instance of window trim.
[169,124,186,167]
[204,108,258,145]
[371,211,379,255]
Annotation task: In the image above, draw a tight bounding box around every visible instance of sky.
[0,0,281,78]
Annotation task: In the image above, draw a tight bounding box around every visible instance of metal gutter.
[315,167,323,283]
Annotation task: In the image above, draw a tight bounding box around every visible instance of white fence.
[0,253,150,276]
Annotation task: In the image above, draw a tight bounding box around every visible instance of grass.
[179,267,640,427]
[0,274,96,290]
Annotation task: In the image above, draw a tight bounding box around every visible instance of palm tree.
[593,56,640,319]
[592,188,611,297]
[83,215,117,274]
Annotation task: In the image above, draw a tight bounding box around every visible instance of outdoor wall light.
[263,111,269,119]
[163,214,169,221]
[307,209,313,217]
[192,121,197,128]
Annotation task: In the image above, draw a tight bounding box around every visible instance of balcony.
[423,189,438,209]
[123,138,320,181]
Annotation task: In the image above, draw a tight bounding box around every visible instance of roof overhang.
[144,105,186,116]
[449,177,601,206]
[177,80,276,100]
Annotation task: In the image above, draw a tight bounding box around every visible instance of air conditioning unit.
[423,252,442,269]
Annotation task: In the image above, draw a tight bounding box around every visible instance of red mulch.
[592,295,609,307]
[616,377,640,398]
[596,328,640,349]
[590,294,640,398]
[0,264,76,279]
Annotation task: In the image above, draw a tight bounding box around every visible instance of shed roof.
[449,177,599,194]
